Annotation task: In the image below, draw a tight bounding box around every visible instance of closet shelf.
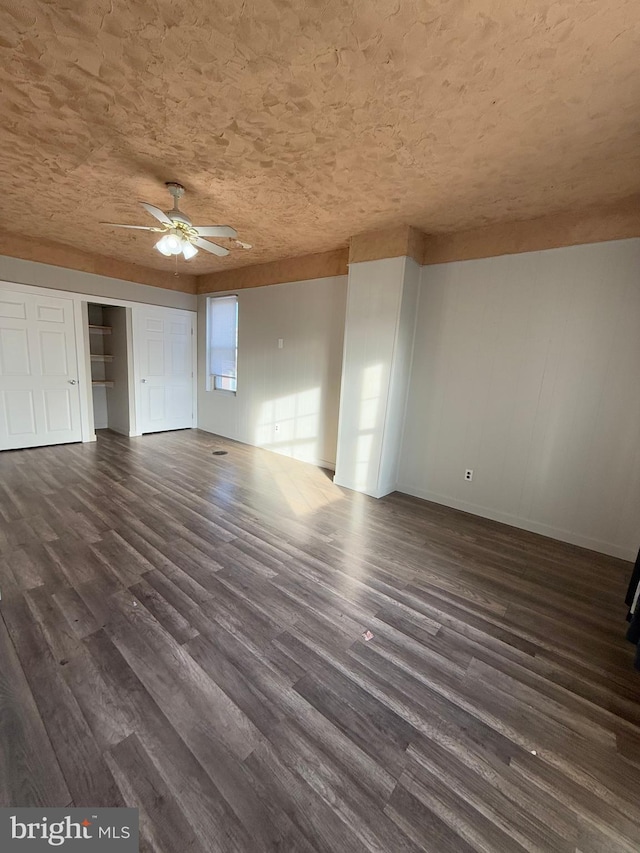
[91,380,114,388]
[88,324,112,335]
[90,354,114,362]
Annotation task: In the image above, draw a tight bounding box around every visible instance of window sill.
[207,387,237,397]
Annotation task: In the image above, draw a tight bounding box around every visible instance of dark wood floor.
[1,429,640,851]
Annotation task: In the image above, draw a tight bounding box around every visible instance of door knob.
[141,378,147,383]
[68,379,77,385]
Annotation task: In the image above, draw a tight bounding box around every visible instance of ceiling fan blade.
[101,222,163,231]
[194,237,230,257]
[140,202,173,225]
[193,225,238,238]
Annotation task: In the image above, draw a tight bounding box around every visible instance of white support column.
[334,255,419,497]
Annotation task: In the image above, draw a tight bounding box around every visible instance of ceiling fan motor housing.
[165,182,192,225]
[167,210,192,226]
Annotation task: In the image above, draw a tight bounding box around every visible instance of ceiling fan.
[101,182,251,260]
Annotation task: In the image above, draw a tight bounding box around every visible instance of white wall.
[398,238,640,560]
[0,255,196,311]
[198,276,347,469]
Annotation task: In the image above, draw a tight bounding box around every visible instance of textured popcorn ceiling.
[1,0,640,275]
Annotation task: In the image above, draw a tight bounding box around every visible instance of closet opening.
[87,303,133,438]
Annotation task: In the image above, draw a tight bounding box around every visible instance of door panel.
[5,390,36,435]
[0,299,26,319]
[146,339,164,375]
[1,328,30,374]
[134,306,194,434]
[40,330,68,374]
[148,386,166,423]
[0,290,82,450]
[36,304,65,323]
[43,389,73,432]
[171,339,189,374]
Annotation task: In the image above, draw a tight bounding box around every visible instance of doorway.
[87,303,133,437]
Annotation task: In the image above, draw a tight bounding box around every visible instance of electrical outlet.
[464,469,473,481]
[278,338,284,349]
[274,424,280,432]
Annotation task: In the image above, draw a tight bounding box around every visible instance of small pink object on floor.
[362,630,374,642]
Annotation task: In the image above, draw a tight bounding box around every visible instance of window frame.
[206,294,238,395]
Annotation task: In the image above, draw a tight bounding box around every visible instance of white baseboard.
[396,483,636,562]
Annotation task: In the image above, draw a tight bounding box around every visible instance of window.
[207,295,238,393]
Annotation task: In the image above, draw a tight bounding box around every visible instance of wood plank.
[106,734,209,853]
[1,593,124,807]
[0,614,69,807]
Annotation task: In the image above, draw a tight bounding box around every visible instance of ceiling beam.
[422,195,640,265]
[198,248,349,294]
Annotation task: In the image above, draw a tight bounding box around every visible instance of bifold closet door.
[134,305,195,434]
[0,289,82,450]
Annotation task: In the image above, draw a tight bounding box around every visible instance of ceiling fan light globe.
[155,237,173,256]
[159,232,182,255]
[182,241,198,260]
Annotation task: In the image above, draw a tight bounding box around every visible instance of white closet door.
[134,305,194,434]
[0,290,82,450]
